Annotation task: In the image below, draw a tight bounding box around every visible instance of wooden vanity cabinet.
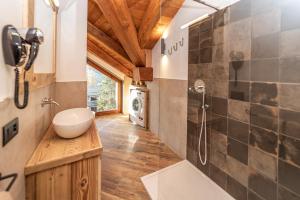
[24,121,102,200]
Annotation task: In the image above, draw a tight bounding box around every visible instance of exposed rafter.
[87,39,133,77]
[88,22,135,70]
[138,0,184,49]
[95,0,146,67]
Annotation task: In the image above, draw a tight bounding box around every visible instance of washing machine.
[129,86,148,128]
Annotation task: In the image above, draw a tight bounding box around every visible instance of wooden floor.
[96,114,181,200]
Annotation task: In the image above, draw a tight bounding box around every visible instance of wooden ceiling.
[87,0,184,80]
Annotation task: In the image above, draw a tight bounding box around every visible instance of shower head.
[194,79,205,93]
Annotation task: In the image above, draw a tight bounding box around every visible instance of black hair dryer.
[2,25,44,109]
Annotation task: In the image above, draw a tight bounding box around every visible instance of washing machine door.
[132,97,142,115]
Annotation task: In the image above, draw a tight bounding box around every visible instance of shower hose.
[198,89,207,165]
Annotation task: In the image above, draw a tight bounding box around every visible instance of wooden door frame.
[87,59,123,115]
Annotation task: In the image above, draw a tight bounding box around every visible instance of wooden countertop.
[25,121,102,175]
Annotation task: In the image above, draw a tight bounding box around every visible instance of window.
[87,64,122,114]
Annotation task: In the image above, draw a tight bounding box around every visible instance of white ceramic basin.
[53,108,95,139]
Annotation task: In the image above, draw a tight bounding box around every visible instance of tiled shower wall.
[187,0,300,199]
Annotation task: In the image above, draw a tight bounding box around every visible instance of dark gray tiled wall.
[187,0,300,199]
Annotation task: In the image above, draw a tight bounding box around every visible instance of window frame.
[87,59,123,116]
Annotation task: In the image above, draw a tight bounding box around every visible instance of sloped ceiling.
[87,0,184,80]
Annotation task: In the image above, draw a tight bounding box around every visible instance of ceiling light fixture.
[180,14,209,29]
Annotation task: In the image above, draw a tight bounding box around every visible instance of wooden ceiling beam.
[88,22,135,70]
[87,39,133,77]
[95,0,146,67]
[138,0,184,49]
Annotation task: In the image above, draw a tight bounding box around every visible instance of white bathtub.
[141,160,234,200]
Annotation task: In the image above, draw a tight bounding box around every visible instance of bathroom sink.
[53,108,95,139]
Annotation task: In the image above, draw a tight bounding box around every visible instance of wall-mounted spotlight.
[161,38,166,56]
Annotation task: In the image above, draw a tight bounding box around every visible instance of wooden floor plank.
[96,115,181,200]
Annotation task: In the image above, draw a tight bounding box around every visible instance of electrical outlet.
[2,118,19,147]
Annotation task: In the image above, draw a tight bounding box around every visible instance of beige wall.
[159,79,187,159]
[123,77,132,115]
[147,79,160,136]
[0,85,54,200]
[147,78,187,159]
[54,81,87,114]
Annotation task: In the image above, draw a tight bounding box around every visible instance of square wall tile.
[227,138,248,165]
[199,48,212,63]
[209,164,228,189]
[212,80,228,98]
[279,135,300,168]
[229,0,251,22]
[248,190,264,200]
[252,9,281,38]
[279,109,300,140]
[250,104,278,132]
[280,29,300,58]
[250,82,278,107]
[249,170,277,200]
[229,81,250,102]
[189,50,199,64]
[252,33,279,59]
[210,148,228,173]
[228,99,250,123]
[199,31,212,49]
[213,64,229,81]
[212,97,227,116]
[229,60,250,81]
[228,119,249,144]
[278,185,300,200]
[226,175,247,200]
[212,45,226,64]
[251,0,279,16]
[278,160,300,196]
[279,83,300,112]
[249,147,277,181]
[189,29,199,51]
[213,27,225,45]
[280,1,300,31]
[227,156,249,187]
[213,8,230,29]
[225,18,251,42]
[211,130,227,154]
[211,114,228,135]
[251,59,279,82]
[227,38,252,61]
[280,57,300,83]
[250,125,278,155]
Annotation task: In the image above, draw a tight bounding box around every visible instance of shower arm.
[192,0,220,11]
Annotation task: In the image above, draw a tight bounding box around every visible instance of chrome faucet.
[41,98,60,107]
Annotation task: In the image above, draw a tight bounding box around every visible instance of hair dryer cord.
[14,68,29,109]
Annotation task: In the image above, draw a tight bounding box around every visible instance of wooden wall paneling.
[95,0,146,66]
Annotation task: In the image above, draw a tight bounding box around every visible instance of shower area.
[187,0,300,199]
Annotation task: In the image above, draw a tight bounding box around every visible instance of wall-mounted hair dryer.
[2,25,44,109]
